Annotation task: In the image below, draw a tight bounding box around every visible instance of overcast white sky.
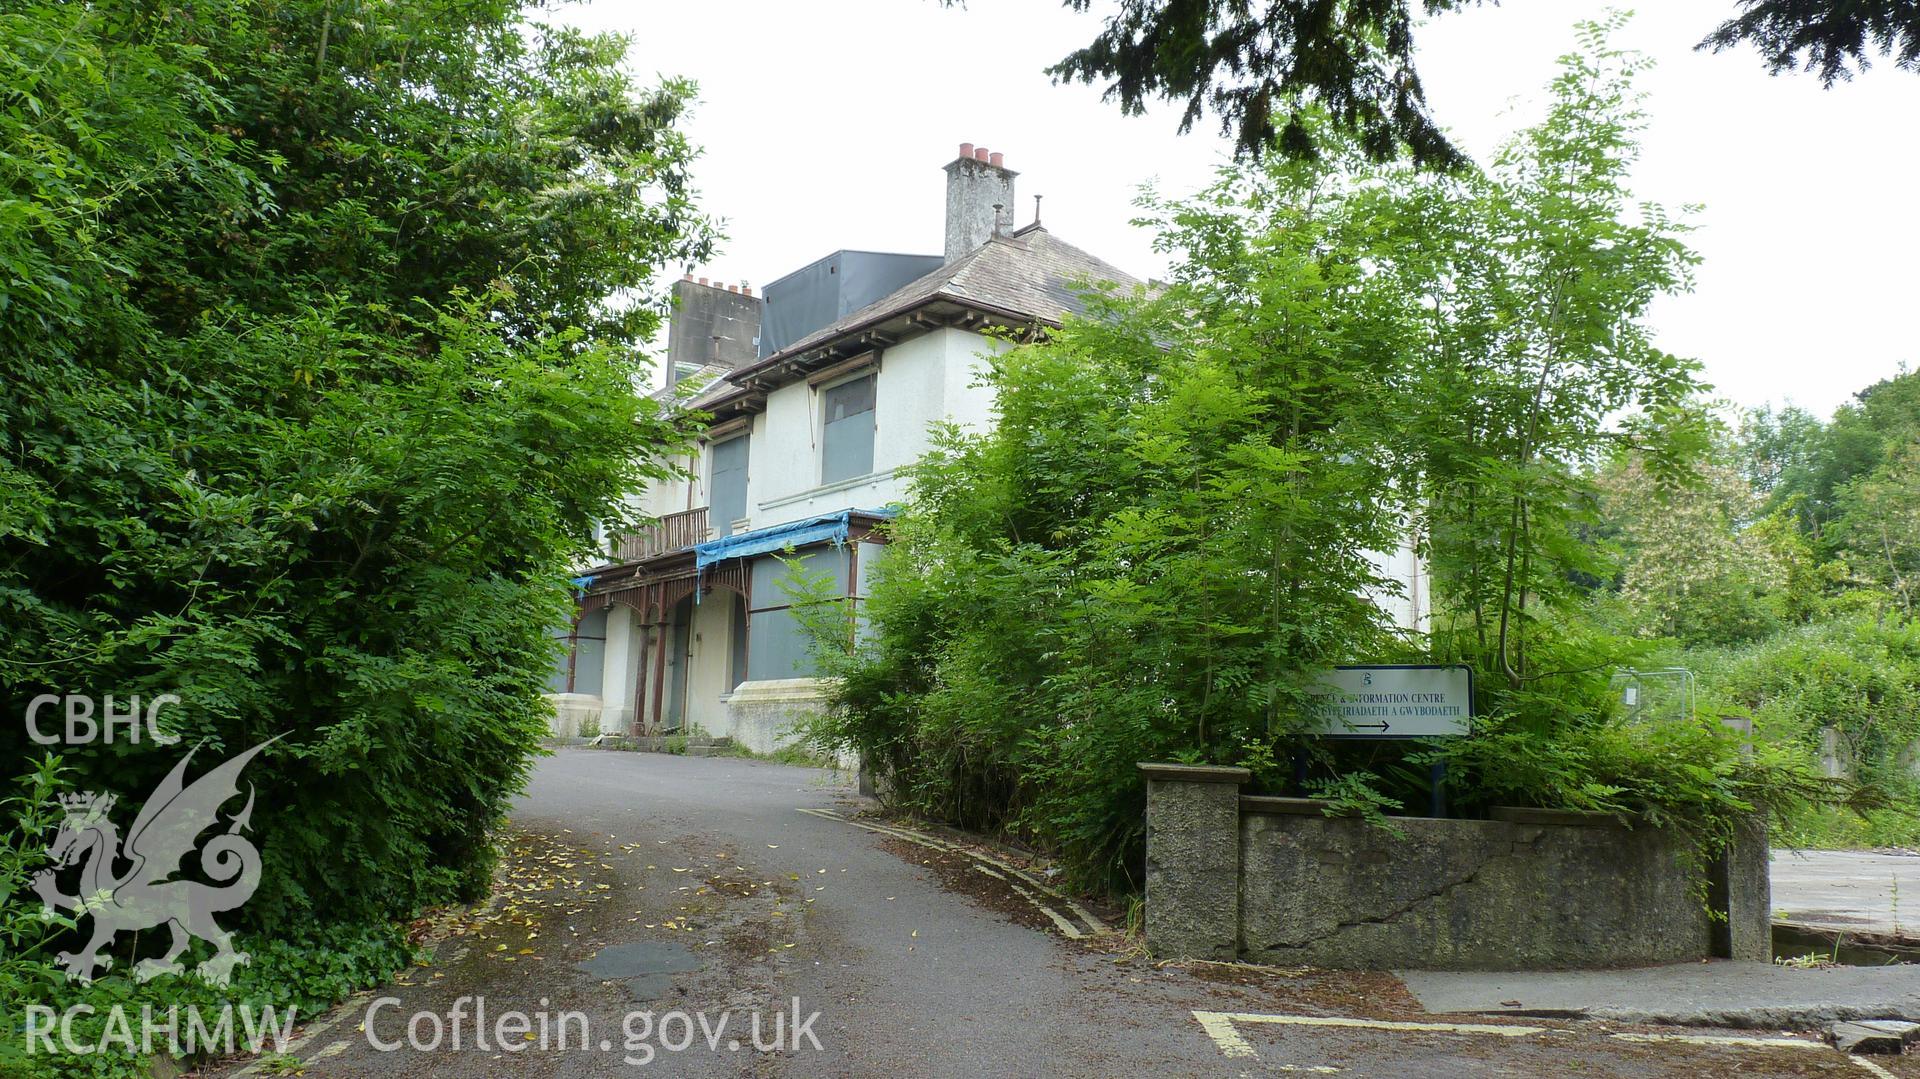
[556,0,1917,418]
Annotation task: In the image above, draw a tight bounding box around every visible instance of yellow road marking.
[1610,1032,1830,1050]
[1194,1009,1545,1058]
[1192,1010,1259,1058]
[1193,1009,1883,1073]
[1596,1030,1893,1075]
[1009,882,1085,939]
[306,1040,350,1061]
[230,993,369,1075]
[796,807,1105,937]
[1850,1058,1899,1079]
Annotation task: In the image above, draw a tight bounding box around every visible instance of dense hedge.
[0,0,709,1043]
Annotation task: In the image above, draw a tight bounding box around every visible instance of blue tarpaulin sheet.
[693,509,893,571]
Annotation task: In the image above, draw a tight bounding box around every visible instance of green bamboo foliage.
[805,21,1858,889]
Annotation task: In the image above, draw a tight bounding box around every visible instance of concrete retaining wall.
[1139,763,1770,970]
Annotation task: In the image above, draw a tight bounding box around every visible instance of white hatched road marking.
[1191,1009,1895,1075]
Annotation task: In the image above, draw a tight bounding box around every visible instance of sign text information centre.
[1307,665,1473,738]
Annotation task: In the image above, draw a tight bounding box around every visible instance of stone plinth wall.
[545,693,604,740]
[1139,764,1770,970]
[720,678,827,755]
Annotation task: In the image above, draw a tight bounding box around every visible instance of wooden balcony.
[613,507,710,563]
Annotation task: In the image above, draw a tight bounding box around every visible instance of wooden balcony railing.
[614,507,710,562]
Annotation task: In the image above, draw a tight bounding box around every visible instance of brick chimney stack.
[944,142,1017,263]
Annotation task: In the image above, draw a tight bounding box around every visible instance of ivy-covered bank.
[0,2,710,1074]
[799,21,1875,892]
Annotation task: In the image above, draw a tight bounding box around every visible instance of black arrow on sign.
[1346,722,1391,732]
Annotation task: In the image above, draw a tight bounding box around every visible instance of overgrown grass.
[1673,615,1920,849]
[716,741,839,769]
[1777,805,1920,850]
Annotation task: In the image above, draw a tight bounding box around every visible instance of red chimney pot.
[974,146,990,162]
[743,285,753,297]
[989,151,1004,168]
[958,142,974,160]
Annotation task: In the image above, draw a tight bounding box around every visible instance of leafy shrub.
[1,0,708,937]
[1,6,712,1070]
[1677,616,1920,845]
[1688,618,1920,781]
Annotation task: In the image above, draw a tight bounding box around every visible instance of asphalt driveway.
[196,750,1913,1077]
[1774,848,1920,939]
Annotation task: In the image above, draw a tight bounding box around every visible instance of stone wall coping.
[727,677,835,704]
[1234,800,1634,828]
[545,692,605,705]
[1137,762,1251,785]
[1240,796,1338,816]
[1487,805,1631,828]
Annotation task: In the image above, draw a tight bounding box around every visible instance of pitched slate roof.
[726,226,1143,385]
[650,363,731,404]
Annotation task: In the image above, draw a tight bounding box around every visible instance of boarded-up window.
[746,610,811,683]
[728,594,748,692]
[746,548,849,681]
[552,607,607,694]
[821,374,875,483]
[710,435,749,535]
[854,541,886,645]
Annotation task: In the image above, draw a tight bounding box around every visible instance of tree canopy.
[1041,0,1920,162]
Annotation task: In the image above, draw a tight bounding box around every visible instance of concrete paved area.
[1776,849,1920,939]
[197,751,1920,1077]
[1399,961,1920,1027]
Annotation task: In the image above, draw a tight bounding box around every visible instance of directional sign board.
[1306,665,1473,738]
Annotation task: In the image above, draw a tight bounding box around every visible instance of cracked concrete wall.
[1141,767,1770,970]
[1237,808,1712,970]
